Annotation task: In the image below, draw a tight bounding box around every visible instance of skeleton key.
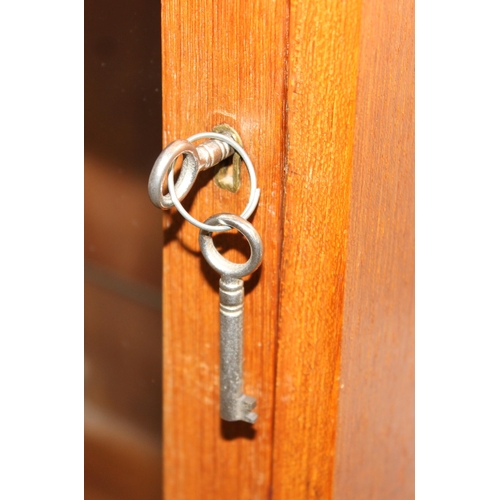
[199,213,263,424]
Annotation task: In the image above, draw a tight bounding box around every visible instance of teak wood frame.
[161,0,414,498]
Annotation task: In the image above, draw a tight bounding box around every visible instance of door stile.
[271,1,364,498]
[161,1,289,498]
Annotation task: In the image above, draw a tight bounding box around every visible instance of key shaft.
[219,276,257,424]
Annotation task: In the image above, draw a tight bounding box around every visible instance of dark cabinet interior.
[85,1,162,498]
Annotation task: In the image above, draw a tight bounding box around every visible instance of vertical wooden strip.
[272,1,363,498]
[333,1,415,498]
[161,1,288,498]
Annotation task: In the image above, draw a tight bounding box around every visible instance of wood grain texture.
[161,0,288,498]
[161,0,414,498]
[271,1,363,498]
[333,0,415,498]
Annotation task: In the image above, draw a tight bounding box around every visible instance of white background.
[416,1,500,497]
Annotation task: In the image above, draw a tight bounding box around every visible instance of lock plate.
[213,124,243,193]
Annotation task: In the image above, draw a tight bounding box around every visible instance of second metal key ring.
[166,132,260,232]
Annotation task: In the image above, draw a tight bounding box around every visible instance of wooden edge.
[333,0,415,497]
[271,0,363,498]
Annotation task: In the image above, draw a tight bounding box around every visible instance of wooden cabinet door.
[160,0,414,499]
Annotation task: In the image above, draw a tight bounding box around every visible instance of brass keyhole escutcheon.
[212,124,243,193]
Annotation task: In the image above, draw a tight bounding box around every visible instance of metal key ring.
[168,132,261,232]
[199,213,263,278]
[148,139,200,210]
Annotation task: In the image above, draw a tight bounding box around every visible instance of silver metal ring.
[148,140,200,210]
[168,132,260,232]
[199,214,263,278]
